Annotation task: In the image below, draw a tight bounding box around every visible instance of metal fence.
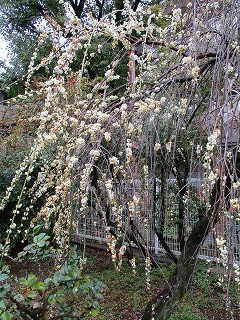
[76,178,240,263]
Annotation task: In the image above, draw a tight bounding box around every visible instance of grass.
[82,247,240,320]
[6,245,240,319]
[83,248,164,320]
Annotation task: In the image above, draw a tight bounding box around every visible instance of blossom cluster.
[0,1,239,301]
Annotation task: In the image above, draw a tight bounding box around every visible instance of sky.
[0,35,10,64]
[0,35,11,75]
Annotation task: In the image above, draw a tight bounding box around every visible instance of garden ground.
[8,246,240,320]
[82,247,239,320]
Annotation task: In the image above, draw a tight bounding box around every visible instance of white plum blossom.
[172,8,182,22]
[90,149,101,159]
[104,132,111,142]
[182,56,193,64]
[76,137,85,148]
[154,143,161,152]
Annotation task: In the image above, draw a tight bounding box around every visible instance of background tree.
[0,0,145,96]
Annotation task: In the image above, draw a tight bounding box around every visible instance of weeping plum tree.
[0,0,240,319]
[0,0,144,96]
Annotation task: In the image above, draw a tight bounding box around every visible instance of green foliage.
[0,0,64,35]
[0,264,10,299]
[17,232,55,261]
[192,261,219,293]
[81,249,240,319]
[169,305,208,320]
[0,311,13,320]
[167,261,240,320]
[0,240,106,319]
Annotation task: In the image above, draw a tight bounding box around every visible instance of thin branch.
[158,58,216,90]
[128,35,217,59]
[155,231,178,263]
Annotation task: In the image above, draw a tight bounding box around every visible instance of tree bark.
[69,0,86,18]
[114,0,124,23]
[142,175,225,320]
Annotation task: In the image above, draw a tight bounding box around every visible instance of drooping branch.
[89,164,159,266]
[160,58,216,89]
[142,169,232,320]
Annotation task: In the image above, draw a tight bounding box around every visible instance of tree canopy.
[0,0,151,96]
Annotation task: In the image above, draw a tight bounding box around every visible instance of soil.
[5,246,240,320]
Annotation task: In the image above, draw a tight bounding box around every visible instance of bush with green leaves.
[0,236,106,320]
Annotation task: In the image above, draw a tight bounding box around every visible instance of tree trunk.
[142,215,213,320]
[142,175,225,320]
[114,0,124,23]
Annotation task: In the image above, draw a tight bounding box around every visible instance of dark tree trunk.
[142,174,228,320]
[131,0,140,11]
[114,0,124,23]
[142,215,213,320]
[96,0,105,20]
[69,0,85,18]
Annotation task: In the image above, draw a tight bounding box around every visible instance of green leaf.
[92,301,99,309]
[33,233,45,243]
[0,275,8,282]
[27,291,38,299]
[89,309,98,316]
[95,293,104,299]
[16,251,26,259]
[27,275,38,287]
[0,284,10,298]
[64,275,73,281]
[1,267,9,274]
[33,233,50,245]
[0,275,8,283]
[14,294,25,302]
[19,278,28,286]
[32,225,42,235]
[44,278,52,286]
[32,282,46,291]
[48,294,55,305]
[55,291,65,304]
[37,240,47,248]
[23,244,34,252]
[0,299,7,310]
[0,311,13,320]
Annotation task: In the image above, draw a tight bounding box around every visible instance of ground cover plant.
[0,0,239,319]
[2,245,239,319]
[0,231,106,319]
[68,247,240,319]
